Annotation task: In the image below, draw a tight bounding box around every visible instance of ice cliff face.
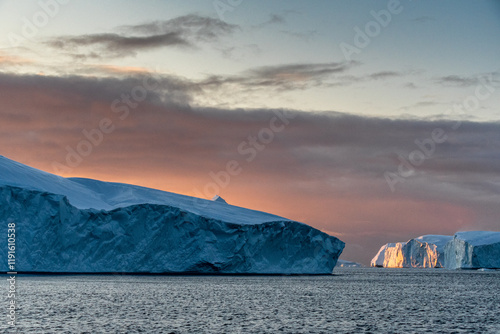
[0,156,344,274]
[444,231,500,269]
[371,243,403,268]
[370,235,452,268]
[372,232,500,269]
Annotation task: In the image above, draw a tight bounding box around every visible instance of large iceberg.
[0,156,344,274]
[370,235,452,268]
[444,231,500,269]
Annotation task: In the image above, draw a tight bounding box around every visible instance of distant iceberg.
[0,156,344,274]
[336,260,363,268]
[444,231,500,270]
[371,235,452,268]
[371,232,500,269]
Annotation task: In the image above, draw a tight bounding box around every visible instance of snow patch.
[211,195,227,204]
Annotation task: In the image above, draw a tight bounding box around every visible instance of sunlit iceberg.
[370,235,452,268]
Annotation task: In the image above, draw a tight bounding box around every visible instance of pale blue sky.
[1,0,499,119]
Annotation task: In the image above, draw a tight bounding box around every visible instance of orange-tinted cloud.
[1,71,499,264]
[0,52,32,67]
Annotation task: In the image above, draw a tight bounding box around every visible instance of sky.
[0,0,499,265]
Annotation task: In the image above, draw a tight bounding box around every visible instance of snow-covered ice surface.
[0,156,286,225]
[444,231,500,269]
[0,156,344,274]
[370,235,452,268]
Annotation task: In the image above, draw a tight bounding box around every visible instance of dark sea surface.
[1,268,499,333]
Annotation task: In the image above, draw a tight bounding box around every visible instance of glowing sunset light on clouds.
[0,0,499,264]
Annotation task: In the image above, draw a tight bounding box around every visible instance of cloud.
[120,15,238,41]
[253,12,317,42]
[45,15,238,59]
[436,75,481,87]
[249,62,354,86]
[399,100,443,110]
[331,70,406,87]
[253,9,305,28]
[86,65,154,75]
[47,32,189,59]
[2,71,499,199]
[256,14,286,27]
[0,52,32,67]
[0,71,198,110]
[216,44,261,61]
[435,72,500,87]
[403,82,418,89]
[368,71,401,80]
[199,61,359,92]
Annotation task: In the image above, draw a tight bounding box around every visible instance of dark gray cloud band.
[1,71,498,196]
[1,71,499,265]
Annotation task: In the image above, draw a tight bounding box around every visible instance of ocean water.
[1,268,499,333]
